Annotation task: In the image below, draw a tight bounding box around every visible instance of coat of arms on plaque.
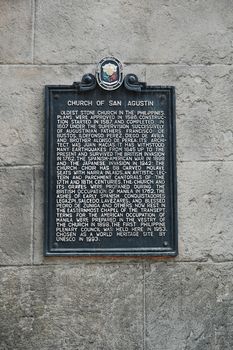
[96,57,123,90]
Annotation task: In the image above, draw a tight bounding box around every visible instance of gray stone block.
[0,64,145,166]
[0,0,33,63]
[34,0,233,64]
[33,166,43,264]
[177,161,233,262]
[2,64,232,165]
[0,65,91,166]
[145,262,233,350]
[0,167,33,265]
[146,65,233,162]
[0,264,143,350]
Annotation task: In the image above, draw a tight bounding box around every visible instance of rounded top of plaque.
[96,57,123,91]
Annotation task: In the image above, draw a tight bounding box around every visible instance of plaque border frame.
[44,79,178,257]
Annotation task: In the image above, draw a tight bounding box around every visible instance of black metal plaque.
[45,72,177,256]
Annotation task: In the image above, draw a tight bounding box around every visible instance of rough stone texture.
[34,0,233,64]
[0,65,90,166]
[33,166,43,264]
[0,64,145,166]
[0,0,33,63]
[146,65,233,162]
[0,264,143,350]
[0,167,33,265]
[1,64,233,166]
[145,263,233,350]
[178,161,233,262]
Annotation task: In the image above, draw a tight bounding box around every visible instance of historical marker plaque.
[45,59,177,256]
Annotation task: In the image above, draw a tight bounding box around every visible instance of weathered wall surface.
[0,1,233,349]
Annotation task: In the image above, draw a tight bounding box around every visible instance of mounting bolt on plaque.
[96,57,124,90]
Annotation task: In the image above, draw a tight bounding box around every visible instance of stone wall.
[0,1,233,349]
